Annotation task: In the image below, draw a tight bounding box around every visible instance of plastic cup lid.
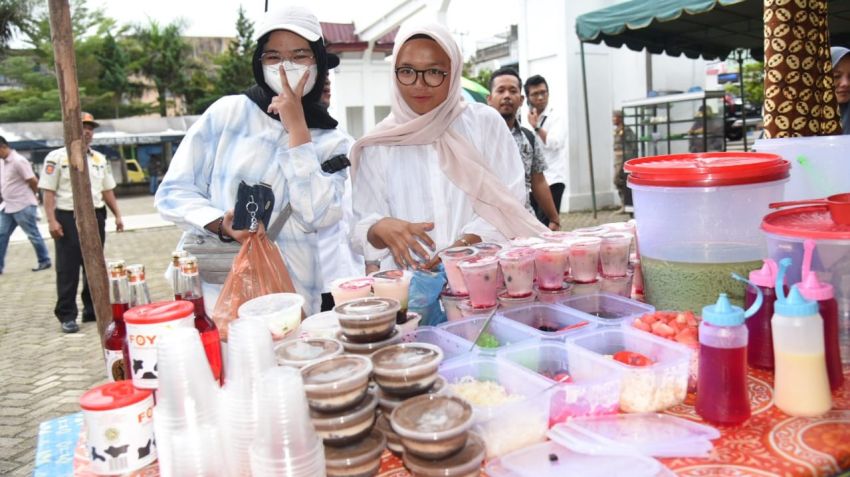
[557,413,719,453]
[761,205,850,240]
[80,380,152,411]
[334,277,374,290]
[625,152,790,187]
[497,247,536,260]
[370,269,411,283]
[441,246,478,259]
[457,254,499,269]
[124,300,194,324]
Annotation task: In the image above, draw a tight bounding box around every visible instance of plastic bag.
[212,231,297,340]
[409,265,447,327]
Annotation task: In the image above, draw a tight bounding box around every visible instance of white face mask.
[263,61,317,96]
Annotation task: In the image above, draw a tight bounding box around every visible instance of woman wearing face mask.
[155,6,350,315]
[832,46,850,135]
[349,22,546,271]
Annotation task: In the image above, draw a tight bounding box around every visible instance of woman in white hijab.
[349,22,546,271]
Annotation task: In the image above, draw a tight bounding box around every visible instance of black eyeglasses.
[395,67,449,87]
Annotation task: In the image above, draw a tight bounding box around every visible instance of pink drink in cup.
[510,237,545,248]
[600,233,631,277]
[439,247,478,295]
[497,247,536,297]
[569,237,602,283]
[473,242,504,285]
[532,243,571,290]
[458,255,500,308]
[331,277,373,305]
[540,231,577,243]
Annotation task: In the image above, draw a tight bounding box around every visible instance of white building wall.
[519,0,708,212]
[330,56,394,138]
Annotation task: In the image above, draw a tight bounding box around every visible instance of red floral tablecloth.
[73,368,850,476]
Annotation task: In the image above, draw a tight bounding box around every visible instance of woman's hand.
[267,65,311,147]
[220,209,266,243]
[368,218,435,269]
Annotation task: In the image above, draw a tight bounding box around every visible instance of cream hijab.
[349,21,547,239]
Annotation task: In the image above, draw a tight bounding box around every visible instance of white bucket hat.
[255,5,322,42]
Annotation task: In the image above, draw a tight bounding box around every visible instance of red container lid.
[625,152,790,187]
[124,300,194,325]
[761,205,850,240]
[80,380,152,411]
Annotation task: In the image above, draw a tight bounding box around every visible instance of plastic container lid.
[390,394,473,441]
[80,381,152,411]
[748,259,778,288]
[238,293,305,319]
[625,152,790,187]
[124,300,194,324]
[761,205,850,240]
[486,440,661,477]
[324,428,386,468]
[335,297,400,318]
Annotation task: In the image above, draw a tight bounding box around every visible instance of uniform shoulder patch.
[45,162,56,175]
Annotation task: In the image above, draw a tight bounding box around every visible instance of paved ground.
[0,193,628,476]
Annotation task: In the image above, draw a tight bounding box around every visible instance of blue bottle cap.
[702,293,746,326]
[774,258,818,317]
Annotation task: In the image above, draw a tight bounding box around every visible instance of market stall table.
[44,367,850,476]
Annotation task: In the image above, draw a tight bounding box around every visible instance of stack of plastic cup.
[153,327,224,477]
[251,367,326,477]
[220,319,276,476]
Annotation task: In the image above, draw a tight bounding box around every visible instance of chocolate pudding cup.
[402,432,485,477]
[335,297,400,343]
[325,428,387,477]
[301,354,373,412]
[371,343,444,396]
[390,394,473,460]
[311,388,378,446]
[274,338,343,368]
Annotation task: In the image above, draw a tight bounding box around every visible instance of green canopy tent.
[574,0,850,215]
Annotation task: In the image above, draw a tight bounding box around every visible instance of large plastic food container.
[485,440,662,477]
[498,304,599,340]
[753,135,850,201]
[496,342,620,423]
[438,316,539,354]
[401,326,473,362]
[625,152,789,312]
[439,356,551,458]
[558,292,655,327]
[564,328,690,413]
[762,205,850,365]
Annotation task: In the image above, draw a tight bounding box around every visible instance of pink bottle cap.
[796,271,834,301]
[748,259,777,288]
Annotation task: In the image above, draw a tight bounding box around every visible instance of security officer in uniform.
[39,112,124,333]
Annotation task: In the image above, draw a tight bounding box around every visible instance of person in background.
[688,105,725,152]
[0,136,51,275]
[486,66,560,230]
[155,6,349,316]
[39,112,123,334]
[349,22,545,272]
[612,110,638,212]
[148,154,163,195]
[831,46,850,135]
[524,74,567,227]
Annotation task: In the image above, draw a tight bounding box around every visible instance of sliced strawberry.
[651,321,676,337]
[613,350,654,367]
[632,318,651,332]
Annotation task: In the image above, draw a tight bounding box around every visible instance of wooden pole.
[48,0,111,347]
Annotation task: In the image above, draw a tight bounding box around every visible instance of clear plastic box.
[564,328,690,413]
[485,440,662,477]
[559,292,655,326]
[499,304,598,340]
[496,342,620,423]
[438,356,551,458]
[401,326,473,362]
[437,316,539,354]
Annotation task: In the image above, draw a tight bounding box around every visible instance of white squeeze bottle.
[771,258,832,417]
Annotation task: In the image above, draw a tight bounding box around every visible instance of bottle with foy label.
[104,260,131,381]
[695,278,763,425]
[127,264,152,307]
[772,258,832,417]
[179,256,223,384]
[795,239,843,391]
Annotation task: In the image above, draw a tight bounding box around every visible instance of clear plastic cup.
[156,421,225,477]
[251,438,326,477]
[532,243,571,290]
[238,293,305,341]
[473,242,505,285]
[154,327,220,423]
[439,247,478,295]
[510,237,545,248]
[458,300,497,319]
[252,367,321,463]
[498,290,537,309]
[440,291,466,322]
[227,318,275,392]
[600,271,634,298]
[535,283,573,304]
[600,233,632,277]
[540,231,578,243]
[458,255,500,308]
[370,269,413,319]
[498,247,536,298]
[330,277,374,306]
[573,225,609,237]
[569,237,602,283]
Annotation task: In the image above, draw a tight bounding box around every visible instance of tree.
[96,32,130,118]
[0,0,32,56]
[725,60,764,107]
[216,5,255,97]
[131,20,190,116]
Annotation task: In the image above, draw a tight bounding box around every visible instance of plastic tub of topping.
[485,440,662,477]
[311,388,378,446]
[335,297,400,343]
[565,328,690,413]
[559,292,655,326]
[391,394,474,459]
[403,432,486,477]
[499,304,597,340]
[371,343,444,396]
[496,341,620,423]
[274,338,343,368]
[324,428,386,477]
[439,355,552,458]
[336,326,402,356]
[402,327,473,362]
[438,316,539,354]
[301,354,373,412]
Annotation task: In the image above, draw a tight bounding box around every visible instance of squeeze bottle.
[744,260,779,370]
